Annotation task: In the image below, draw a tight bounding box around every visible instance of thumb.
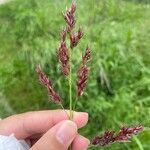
[30,120,77,150]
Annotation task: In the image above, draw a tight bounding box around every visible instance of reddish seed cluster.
[92,125,144,147]
[115,125,144,142]
[36,65,61,103]
[70,27,84,48]
[57,41,70,76]
[77,66,90,97]
[57,0,78,76]
[77,46,91,97]
[60,28,67,42]
[63,0,76,31]
[82,46,91,65]
[58,0,87,80]
[37,0,89,103]
[92,131,115,146]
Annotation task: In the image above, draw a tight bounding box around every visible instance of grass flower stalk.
[35,0,144,149]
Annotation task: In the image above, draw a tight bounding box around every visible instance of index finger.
[0,110,88,139]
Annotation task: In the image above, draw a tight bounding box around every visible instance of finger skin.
[72,134,90,150]
[30,120,77,150]
[0,110,88,139]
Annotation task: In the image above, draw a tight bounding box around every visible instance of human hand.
[0,110,89,150]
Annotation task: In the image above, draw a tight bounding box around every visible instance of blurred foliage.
[0,0,150,149]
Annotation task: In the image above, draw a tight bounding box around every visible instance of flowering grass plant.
[36,0,144,149]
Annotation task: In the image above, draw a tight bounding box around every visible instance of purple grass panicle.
[70,27,84,48]
[77,65,90,97]
[60,28,67,42]
[82,45,91,65]
[92,125,144,147]
[76,46,91,97]
[114,125,144,142]
[36,65,61,103]
[63,0,76,31]
[92,131,115,146]
[57,40,70,76]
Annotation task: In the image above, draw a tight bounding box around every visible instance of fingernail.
[56,120,77,147]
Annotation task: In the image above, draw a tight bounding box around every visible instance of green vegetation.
[0,0,150,149]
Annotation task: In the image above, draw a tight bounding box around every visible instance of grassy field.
[0,0,150,149]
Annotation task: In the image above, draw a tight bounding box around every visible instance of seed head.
[36,65,52,87]
[115,125,144,142]
[60,28,67,42]
[36,65,61,103]
[57,41,70,76]
[77,66,89,97]
[92,131,115,146]
[70,27,84,48]
[92,125,144,147]
[82,45,91,65]
[70,0,76,14]
[63,0,76,31]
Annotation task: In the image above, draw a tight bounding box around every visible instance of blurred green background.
[0,0,150,149]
